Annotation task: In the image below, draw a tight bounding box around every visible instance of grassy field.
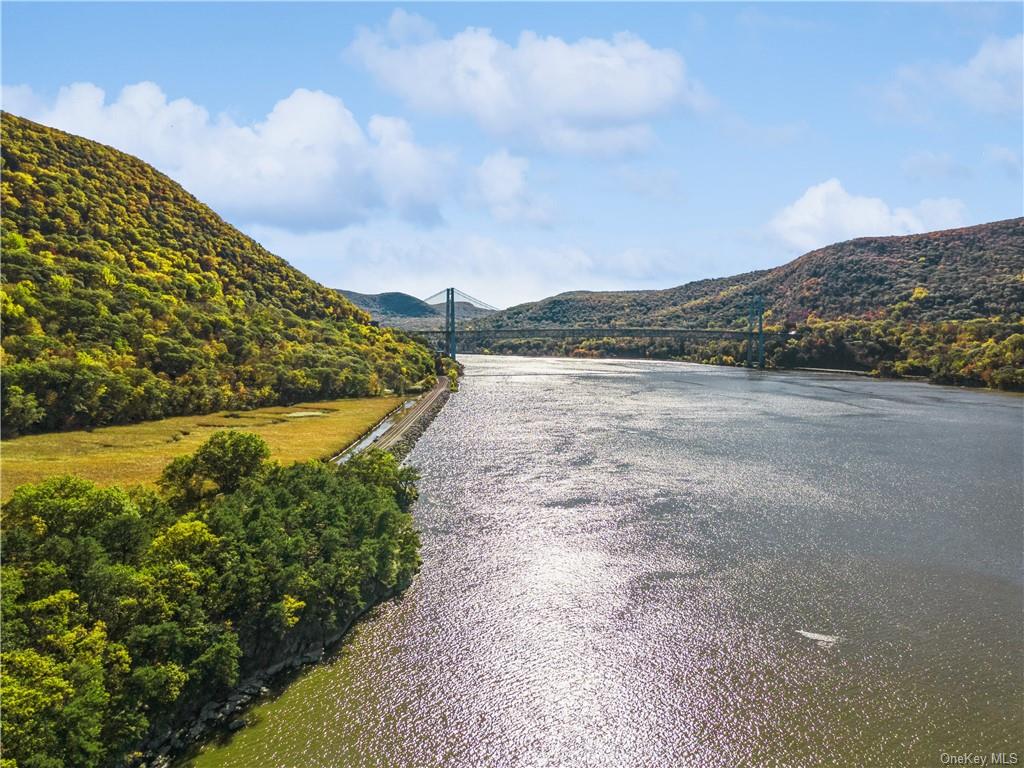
[0,396,406,500]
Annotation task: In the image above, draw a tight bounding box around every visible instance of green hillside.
[469,220,1024,389]
[0,113,435,436]
[478,219,1024,329]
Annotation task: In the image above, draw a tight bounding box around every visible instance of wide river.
[191,355,1023,768]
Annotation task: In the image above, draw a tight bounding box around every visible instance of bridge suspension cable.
[422,288,499,311]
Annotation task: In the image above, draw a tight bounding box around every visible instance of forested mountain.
[339,290,496,330]
[468,220,1024,389]
[477,219,1024,329]
[339,290,440,323]
[0,113,435,436]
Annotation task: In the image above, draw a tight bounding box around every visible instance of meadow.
[0,395,405,498]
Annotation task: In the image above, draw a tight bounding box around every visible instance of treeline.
[1,113,436,436]
[1,432,420,768]
[464,318,1024,390]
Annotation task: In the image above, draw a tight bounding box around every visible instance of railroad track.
[374,376,448,452]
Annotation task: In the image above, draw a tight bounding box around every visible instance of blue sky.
[3,2,1022,307]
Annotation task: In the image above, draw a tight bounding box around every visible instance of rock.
[228,718,246,732]
[259,686,270,695]
[325,630,344,646]
[300,648,323,664]
[199,701,220,721]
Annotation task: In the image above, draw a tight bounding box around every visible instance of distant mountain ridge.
[339,290,440,321]
[475,219,1024,330]
[339,289,495,328]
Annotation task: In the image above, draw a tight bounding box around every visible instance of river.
[188,355,1023,767]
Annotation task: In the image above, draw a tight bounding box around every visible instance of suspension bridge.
[405,288,783,369]
[422,288,500,313]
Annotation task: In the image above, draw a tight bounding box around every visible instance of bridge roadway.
[409,326,790,341]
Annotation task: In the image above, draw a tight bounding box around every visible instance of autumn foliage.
[1,435,419,768]
[0,113,435,436]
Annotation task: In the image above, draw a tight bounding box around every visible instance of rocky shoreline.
[139,580,403,767]
[138,383,454,767]
[388,385,451,462]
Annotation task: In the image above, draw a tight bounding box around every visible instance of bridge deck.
[408,326,788,340]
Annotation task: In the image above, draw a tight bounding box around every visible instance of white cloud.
[474,150,551,224]
[769,179,966,252]
[247,220,712,308]
[1,84,45,116]
[249,222,593,306]
[985,144,1023,178]
[350,10,709,154]
[1,81,454,231]
[882,34,1023,118]
[946,35,1023,114]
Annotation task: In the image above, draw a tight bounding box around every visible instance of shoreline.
[464,350,1021,393]
[376,376,451,460]
[149,582,403,768]
[329,376,450,463]
[144,380,455,768]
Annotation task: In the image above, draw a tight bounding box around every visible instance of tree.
[159,430,270,504]
[1,112,437,437]
[1,430,422,767]
[2,385,45,437]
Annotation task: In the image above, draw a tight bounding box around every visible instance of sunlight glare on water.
[189,355,1023,768]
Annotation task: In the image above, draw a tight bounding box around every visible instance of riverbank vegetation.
[467,317,1024,390]
[0,396,405,498]
[0,113,435,437]
[468,217,1023,389]
[0,432,420,768]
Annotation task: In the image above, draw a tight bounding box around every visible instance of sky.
[2,2,1022,308]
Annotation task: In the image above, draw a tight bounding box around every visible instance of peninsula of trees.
[2,436,420,767]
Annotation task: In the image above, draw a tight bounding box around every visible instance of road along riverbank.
[374,377,450,460]
[331,376,450,464]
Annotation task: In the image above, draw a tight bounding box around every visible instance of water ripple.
[190,356,1023,768]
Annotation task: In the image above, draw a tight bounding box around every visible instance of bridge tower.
[747,295,765,370]
[445,287,457,360]
[757,295,765,370]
